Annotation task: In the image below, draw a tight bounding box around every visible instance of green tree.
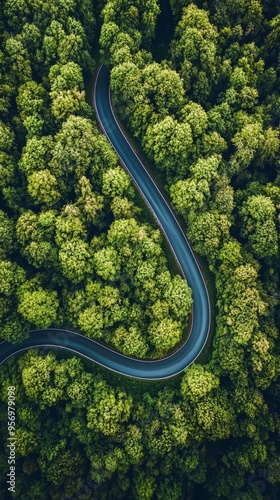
[20,351,62,408]
[180,100,208,137]
[170,155,222,215]
[18,282,59,329]
[181,364,220,402]
[87,379,132,437]
[4,36,32,85]
[0,260,25,297]
[102,166,131,198]
[16,210,58,269]
[49,61,84,92]
[144,116,193,177]
[188,210,231,258]
[0,121,15,152]
[93,246,121,281]
[50,88,86,121]
[49,115,100,184]
[148,318,182,353]
[240,195,278,258]
[229,122,263,174]
[76,176,104,225]
[19,135,54,176]
[27,170,61,206]
[112,325,149,357]
[55,205,86,246]
[171,4,218,102]
[111,195,139,219]
[16,80,47,128]
[0,210,14,259]
[142,63,185,116]
[77,304,104,339]
[165,275,192,320]
[58,239,91,283]
[133,470,156,500]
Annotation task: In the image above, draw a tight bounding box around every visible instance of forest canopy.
[0,1,280,499]
[0,0,192,357]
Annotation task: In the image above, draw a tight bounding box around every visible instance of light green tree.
[18,285,59,329]
[27,170,60,206]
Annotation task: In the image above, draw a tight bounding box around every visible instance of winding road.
[0,65,210,380]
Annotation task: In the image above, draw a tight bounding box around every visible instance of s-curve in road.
[0,65,210,380]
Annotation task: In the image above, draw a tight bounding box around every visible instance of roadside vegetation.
[0,1,279,499]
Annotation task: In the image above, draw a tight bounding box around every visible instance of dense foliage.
[102,0,280,390]
[0,0,191,357]
[0,0,280,499]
